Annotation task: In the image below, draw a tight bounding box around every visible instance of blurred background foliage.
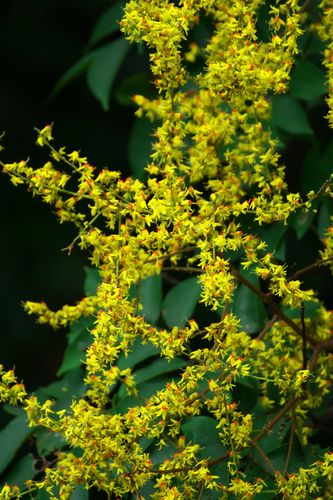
[1,0,333,423]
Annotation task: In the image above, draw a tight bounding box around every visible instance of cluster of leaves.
[1,0,333,500]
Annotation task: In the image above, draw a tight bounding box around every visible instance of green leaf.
[116,336,160,372]
[47,52,95,104]
[243,471,277,500]
[128,116,158,180]
[147,438,178,465]
[86,0,127,50]
[302,140,333,193]
[118,357,187,397]
[115,73,155,107]
[262,221,288,261]
[290,59,328,101]
[139,274,163,325]
[272,96,313,135]
[87,36,131,111]
[267,442,304,475]
[290,208,317,240]
[116,376,180,414]
[282,300,322,319]
[1,404,25,417]
[71,485,89,500]
[137,480,156,500]
[181,416,229,483]
[162,277,201,330]
[252,415,290,456]
[66,315,94,347]
[84,267,100,297]
[302,139,321,195]
[233,265,268,334]
[232,376,260,413]
[318,200,332,242]
[37,486,60,500]
[57,344,84,376]
[41,367,85,399]
[0,454,35,490]
[0,414,35,475]
[35,426,66,457]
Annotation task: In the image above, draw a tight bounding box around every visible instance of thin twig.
[301,303,307,371]
[228,262,320,347]
[251,441,276,475]
[283,407,295,477]
[162,266,204,273]
[257,314,278,341]
[146,245,197,263]
[286,256,333,283]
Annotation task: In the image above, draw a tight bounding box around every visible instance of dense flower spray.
[1,0,333,499]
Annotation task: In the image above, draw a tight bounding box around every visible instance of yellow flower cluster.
[314,1,333,127]
[0,366,27,406]
[1,0,333,499]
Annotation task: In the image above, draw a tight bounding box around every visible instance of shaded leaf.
[267,442,304,475]
[116,376,181,414]
[318,200,332,242]
[0,415,35,475]
[262,221,288,261]
[147,438,178,465]
[87,36,131,111]
[318,138,333,187]
[272,96,313,135]
[290,208,317,240]
[35,426,66,457]
[66,315,94,347]
[162,277,201,330]
[243,471,277,500]
[115,73,155,107]
[282,300,322,319]
[128,116,158,180]
[290,59,328,100]
[233,265,268,333]
[84,267,100,297]
[252,415,290,456]
[139,273,162,325]
[71,485,89,500]
[86,0,127,50]
[41,367,85,399]
[47,52,95,104]
[117,336,160,372]
[57,344,84,376]
[302,139,321,195]
[182,416,228,459]
[232,377,260,413]
[118,357,187,397]
[0,454,35,490]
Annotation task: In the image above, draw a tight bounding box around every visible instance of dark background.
[0,0,134,396]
